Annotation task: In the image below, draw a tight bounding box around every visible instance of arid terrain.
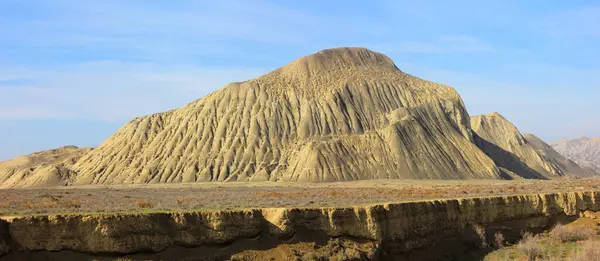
[1,48,598,261]
[553,137,600,174]
[2,179,600,216]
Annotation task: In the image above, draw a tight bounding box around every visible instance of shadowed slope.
[524,134,596,177]
[68,47,502,184]
[471,113,592,179]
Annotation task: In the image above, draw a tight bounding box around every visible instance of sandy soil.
[1,179,600,216]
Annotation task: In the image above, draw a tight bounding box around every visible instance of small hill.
[552,137,600,173]
[471,113,593,179]
[0,146,92,188]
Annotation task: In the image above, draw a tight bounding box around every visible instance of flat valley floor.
[1,179,600,216]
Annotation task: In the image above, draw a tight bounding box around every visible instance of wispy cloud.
[0,62,267,121]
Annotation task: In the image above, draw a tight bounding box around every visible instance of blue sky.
[0,0,599,160]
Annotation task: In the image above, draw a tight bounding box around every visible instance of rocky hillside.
[470,113,595,179]
[553,137,600,174]
[0,146,91,188]
[0,47,593,186]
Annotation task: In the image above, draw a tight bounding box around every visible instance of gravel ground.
[1,179,599,216]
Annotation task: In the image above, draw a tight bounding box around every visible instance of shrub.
[494,232,505,249]
[571,240,600,261]
[550,224,596,243]
[136,200,154,208]
[517,232,544,261]
[474,224,488,248]
[64,200,81,209]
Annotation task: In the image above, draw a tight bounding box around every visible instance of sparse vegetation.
[517,233,544,261]
[1,179,600,215]
[550,224,596,243]
[64,200,81,209]
[495,232,505,249]
[136,200,154,208]
[573,240,600,261]
[485,222,600,261]
[474,224,488,248]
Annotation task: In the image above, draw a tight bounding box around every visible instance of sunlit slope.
[70,47,502,184]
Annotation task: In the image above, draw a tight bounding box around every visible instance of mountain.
[0,146,91,187]
[552,137,600,174]
[0,47,593,187]
[67,47,503,184]
[524,134,597,177]
[470,113,594,179]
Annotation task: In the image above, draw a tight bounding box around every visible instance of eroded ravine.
[1,191,599,260]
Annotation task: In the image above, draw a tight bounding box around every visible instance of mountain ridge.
[552,137,600,174]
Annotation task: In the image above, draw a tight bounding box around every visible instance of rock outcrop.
[0,146,91,188]
[1,191,599,260]
[470,113,591,179]
[553,137,600,174]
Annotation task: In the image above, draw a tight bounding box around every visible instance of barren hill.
[69,47,502,184]
[471,113,594,179]
[0,146,91,188]
[524,134,596,177]
[553,137,600,173]
[0,48,593,187]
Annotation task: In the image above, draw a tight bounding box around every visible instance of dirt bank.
[1,191,599,260]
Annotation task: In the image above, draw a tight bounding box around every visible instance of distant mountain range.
[0,47,596,187]
[552,137,600,174]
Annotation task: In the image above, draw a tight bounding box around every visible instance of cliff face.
[1,191,599,260]
[67,47,500,184]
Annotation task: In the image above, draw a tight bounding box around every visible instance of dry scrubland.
[484,215,600,260]
[2,179,600,216]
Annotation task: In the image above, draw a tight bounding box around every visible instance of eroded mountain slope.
[524,134,597,177]
[471,113,592,179]
[553,137,600,174]
[69,47,502,184]
[0,146,91,188]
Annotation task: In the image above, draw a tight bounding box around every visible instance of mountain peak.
[273,47,398,78]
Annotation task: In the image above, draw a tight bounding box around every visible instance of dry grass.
[550,224,596,243]
[1,179,600,215]
[517,233,544,261]
[572,240,600,261]
[136,200,154,208]
[485,220,600,260]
